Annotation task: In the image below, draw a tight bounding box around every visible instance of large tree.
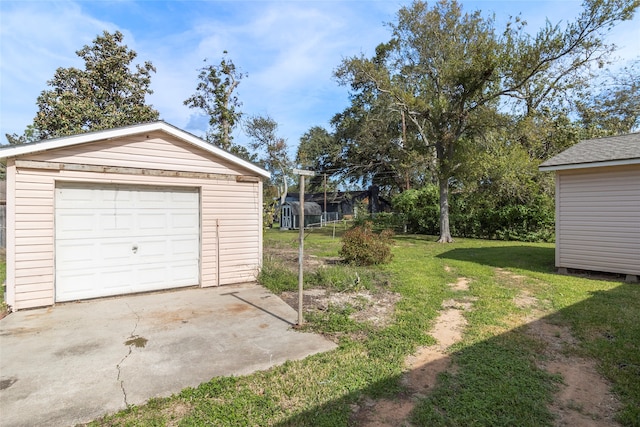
[336,0,638,242]
[184,51,246,150]
[11,30,159,142]
[330,86,434,194]
[296,126,342,192]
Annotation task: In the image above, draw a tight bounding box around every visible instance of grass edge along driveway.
[86,230,639,426]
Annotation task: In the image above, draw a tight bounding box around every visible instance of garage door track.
[0,284,336,426]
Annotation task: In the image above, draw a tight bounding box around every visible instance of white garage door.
[55,183,200,302]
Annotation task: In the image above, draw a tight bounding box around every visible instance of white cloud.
[1,0,637,148]
[135,1,396,145]
[0,2,117,137]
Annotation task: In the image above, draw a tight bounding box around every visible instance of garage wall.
[556,164,640,276]
[7,132,263,310]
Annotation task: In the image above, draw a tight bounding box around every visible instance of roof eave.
[0,122,270,179]
[539,157,640,172]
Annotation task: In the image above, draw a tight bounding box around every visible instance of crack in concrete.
[116,303,141,407]
[116,347,132,407]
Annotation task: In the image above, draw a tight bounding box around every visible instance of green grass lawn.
[84,228,639,426]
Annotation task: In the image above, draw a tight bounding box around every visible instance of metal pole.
[297,174,305,326]
[324,173,327,223]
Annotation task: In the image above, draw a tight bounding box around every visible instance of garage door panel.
[57,213,95,233]
[57,211,138,236]
[172,212,200,229]
[170,191,198,202]
[136,239,168,258]
[56,242,96,263]
[101,240,136,262]
[55,184,200,302]
[169,262,201,282]
[100,213,135,233]
[56,273,95,296]
[171,238,199,256]
[57,270,135,296]
[137,213,168,231]
[136,265,169,286]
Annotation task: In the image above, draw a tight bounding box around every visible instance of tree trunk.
[221,118,230,150]
[437,175,454,243]
[279,167,288,207]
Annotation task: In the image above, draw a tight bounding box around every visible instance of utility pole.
[293,168,315,327]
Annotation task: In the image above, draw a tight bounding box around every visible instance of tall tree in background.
[184,51,246,150]
[7,30,159,143]
[576,59,640,135]
[5,125,42,145]
[245,115,292,206]
[296,126,336,170]
[336,0,638,242]
[296,126,342,192]
[331,85,434,193]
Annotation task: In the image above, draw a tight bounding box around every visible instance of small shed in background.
[539,133,639,281]
[280,201,322,230]
[0,122,270,310]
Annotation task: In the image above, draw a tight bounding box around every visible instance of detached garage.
[539,133,639,281]
[0,122,270,310]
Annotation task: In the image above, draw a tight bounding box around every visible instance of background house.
[539,133,639,281]
[282,185,391,228]
[0,122,270,310]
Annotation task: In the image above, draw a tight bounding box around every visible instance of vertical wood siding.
[556,165,640,276]
[8,133,263,310]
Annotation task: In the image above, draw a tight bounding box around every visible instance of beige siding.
[556,165,640,276]
[7,134,263,310]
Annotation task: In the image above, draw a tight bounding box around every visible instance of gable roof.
[539,133,640,171]
[0,121,270,178]
[282,201,323,216]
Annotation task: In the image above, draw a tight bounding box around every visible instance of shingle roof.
[539,133,640,171]
[283,201,323,216]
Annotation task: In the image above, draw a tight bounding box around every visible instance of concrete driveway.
[0,284,336,427]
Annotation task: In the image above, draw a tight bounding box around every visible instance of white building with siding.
[539,133,639,281]
[0,122,270,311]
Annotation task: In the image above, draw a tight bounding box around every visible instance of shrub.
[392,185,439,234]
[449,193,555,242]
[340,222,394,266]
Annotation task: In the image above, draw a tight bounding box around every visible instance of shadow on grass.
[437,245,556,273]
[270,261,639,426]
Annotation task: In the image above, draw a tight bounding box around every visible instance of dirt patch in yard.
[280,288,401,330]
[527,318,621,426]
[268,244,401,332]
[351,274,473,426]
[264,244,330,273]
[163,402,194,427]
[352,267,622,426]
[496,268,623,427]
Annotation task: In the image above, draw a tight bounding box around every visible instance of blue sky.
[1,0,638,151]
